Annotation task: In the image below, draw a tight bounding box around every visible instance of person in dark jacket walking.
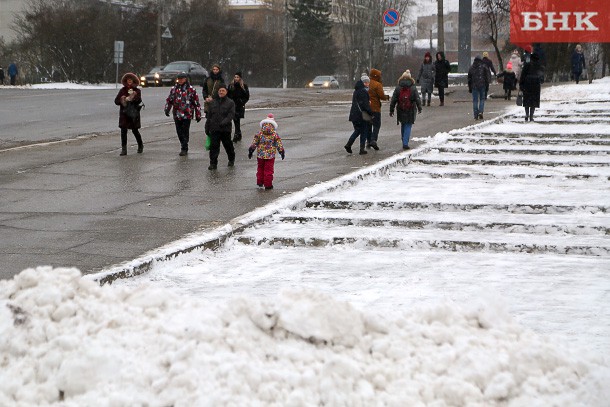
[8,62,18,86]
[520,52,544,122]
[482,52,497,76]
[389,70,422,150]
[417,52,435,107]
[497,62,517,100]
[164,72,202,156]
[0,67,4,85]
[434,52,451,106]
[345,76,373,155]
[468,55,491,120]
[205,83,236,170]
[202,64,225,115]
[227,71,250,143]
[114,73,144,156]
[571,44,586,84]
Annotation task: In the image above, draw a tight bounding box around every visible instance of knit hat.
[176,71,188,79]
[483,51,489,58]
[507,62,513,69]
[260,113,278,129]
[361,75,370,83]
[217,83,228,90]
[121,72,139,86]
[424,51,431,59]
[212,63,221,70]
[234,71,242,78]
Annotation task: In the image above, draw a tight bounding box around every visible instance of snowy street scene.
[1,80,609,405]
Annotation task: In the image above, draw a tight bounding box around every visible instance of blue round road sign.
[383,9,400,27]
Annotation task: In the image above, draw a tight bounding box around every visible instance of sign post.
[114,40,124,88]
[383,9,401,44]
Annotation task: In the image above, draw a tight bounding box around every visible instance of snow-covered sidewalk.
[1,80,609,406]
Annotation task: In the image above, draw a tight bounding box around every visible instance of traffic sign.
[383,36,400,44]
[162,27,172,39]
[383,9,400,27]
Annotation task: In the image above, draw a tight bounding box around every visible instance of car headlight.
[140,76,145,81]
[154,73,160,79]
[323,81,329,87]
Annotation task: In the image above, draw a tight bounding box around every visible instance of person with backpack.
[389,70,422,150]
[417,52,435,107]
[434,52,451,106]
[468,55,491,120]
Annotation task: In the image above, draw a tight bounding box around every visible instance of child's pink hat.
[507,62,513,69]
[260,113,278,129]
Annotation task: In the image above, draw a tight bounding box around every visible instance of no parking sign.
[383,9,400,27]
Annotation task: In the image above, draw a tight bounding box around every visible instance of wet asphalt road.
[0,84,511,279]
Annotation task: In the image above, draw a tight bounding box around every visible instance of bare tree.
[475,0,509,71]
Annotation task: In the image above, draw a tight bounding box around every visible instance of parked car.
[306,75,340,89]
[140,65,164,87]
[156,61,208,86]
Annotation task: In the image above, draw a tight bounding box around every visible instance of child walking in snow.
[497,62,517,100]
[248,114,285,190]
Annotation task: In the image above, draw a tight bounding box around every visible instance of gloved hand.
[280,151,285,160]
[418,109,422,114]
[196,117,201,123]
[389,111,394,117]
[165,110,170,117]
[248,147,255,159]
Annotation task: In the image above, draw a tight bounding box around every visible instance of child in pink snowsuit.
[248,114,285,190]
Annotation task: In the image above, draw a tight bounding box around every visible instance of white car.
[306,75,340,89]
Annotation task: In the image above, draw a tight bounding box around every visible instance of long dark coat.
[434,52,451,88]
[348,80,373,123]
[114,86,142,129]
[228,81,250,118]
[205,96,235,134]
[389,78,422,125]
[520,60,544,108]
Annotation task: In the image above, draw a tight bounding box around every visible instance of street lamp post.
[283,0,288,89]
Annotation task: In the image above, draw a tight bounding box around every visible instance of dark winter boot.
[232,133,242,143]
[427,100,431,107]
[344,144,353,154]
[370,143,379,151]
[120,132,127,156]
[119,147,127,156]
[359,149,367,155]
[134,133,143,154]
[439,101,444,106]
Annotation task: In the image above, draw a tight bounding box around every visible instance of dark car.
[157,61,208,86]
[306,75,340,89]
[139,65,164,87]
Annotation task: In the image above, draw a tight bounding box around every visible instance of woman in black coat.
[519,52,544,122]
[114,72,143,155]
[345,76,373,155]
[434,52,451,106]
[227,71,250,143]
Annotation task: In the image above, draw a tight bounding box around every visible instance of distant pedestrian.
[202,63,224,115]
[497,62,517,100]
[344,75,373,155]
[417,52,435,107]
[0,67,4,85]
[520,52,544,122]
[571,44,586,84]
[389,70,422,150]
[434,51,451,106]
[114,73,144,156]
[248,113,285,190]
[164,72,202,156]
[367,68,389,150]
[205,83,236,170]
[227,71,250,143]
[8,62,18,86]
[468,55,491,120]
[509,50,523,81]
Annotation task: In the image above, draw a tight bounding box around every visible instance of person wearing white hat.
[248,113,285,190]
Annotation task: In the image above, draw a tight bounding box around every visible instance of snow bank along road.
[118,83,610,354]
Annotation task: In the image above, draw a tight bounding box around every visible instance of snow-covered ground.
[2,79,609,406]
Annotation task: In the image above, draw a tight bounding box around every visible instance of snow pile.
[1,267,608,406]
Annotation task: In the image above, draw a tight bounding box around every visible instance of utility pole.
[458,0,472,73]
[156,0,162,66]
[437,0,445,52]
[283,0,288,89]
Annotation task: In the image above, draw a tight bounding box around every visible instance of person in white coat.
[509,50,523,81]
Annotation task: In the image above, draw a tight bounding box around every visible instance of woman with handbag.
[114,72,143,156]
[345,75,373,155]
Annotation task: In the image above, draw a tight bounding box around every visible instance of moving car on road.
[140,66,164,87]
[306,75,340,89]
[156,61,208,86]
